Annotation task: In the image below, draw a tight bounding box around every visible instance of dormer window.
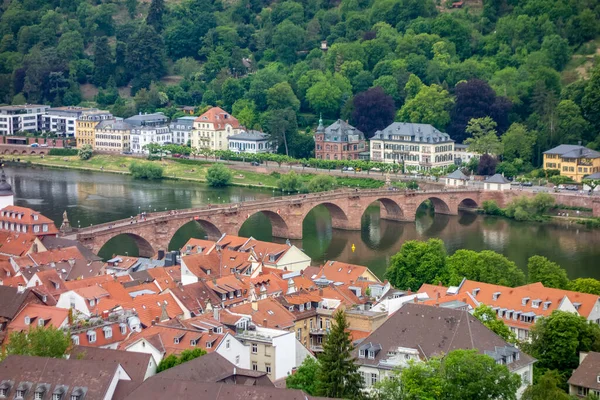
[543,301,552,310]
[531,300,541,308]
[24,316,30,325]
[89,299,95,307]
[299,304,304,312]
[368,351,375,359]
[359,349,365,358]
[120,324,127,335]
[492,292,501,300]
[574,302,582,310]
[522,297,530,306]
[190,339,197,346]
[72,335,79,345]
[103,326,112,338]
[289,306,294,311]
[16,390,25,399]
[221,294,226,301]
[472,288,480,296]
[38,318,44,327]
[206,341,212,348]
[306,302,311,310]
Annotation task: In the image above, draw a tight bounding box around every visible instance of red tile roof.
[64,274,132,290]
[6,304,69,335]
[71,322,130,348]
[0,231,39,257]
[147,267,181,290]
[181,238,215,255]
[194,107,240,130]
[233,298,296,329]
[124,292,184,327]
[316,260,380,285]
[0,205,58,236]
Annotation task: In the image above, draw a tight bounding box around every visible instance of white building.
[370,122,454,171]
[170,116,195,145]
[42,106,97,137]
[444,169,469,187]
[235,326,313,381]
[228,130,273,154]
[130,125,172,154]
[454,143,481,165]
[0,104,49,135]
[484,174,511,191]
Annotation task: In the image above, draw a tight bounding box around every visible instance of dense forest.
[0,0,599,164]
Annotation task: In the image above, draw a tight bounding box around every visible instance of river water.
[7,165,600,280]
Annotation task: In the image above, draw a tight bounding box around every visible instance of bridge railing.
[74,187,482,236]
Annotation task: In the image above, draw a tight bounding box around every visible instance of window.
[38,318,44,327]
[252,362,258,371]
[266,364,272,375]
[16,390,25,399]
[120,324,127,335]
[70,395,79,400]
[297,328,301,340]
[371,373,378,386]
[206,341,212,349]
[359,349,365,358]
[252,343,258,354]
[88,331,96,343]
[104,327,112,338]
[226,339,230,349]
[34,392,43,400]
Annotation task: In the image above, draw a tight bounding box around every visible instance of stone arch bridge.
[68,188,600,257]
[0,144,50,155]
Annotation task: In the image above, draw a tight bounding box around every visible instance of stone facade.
[314,118,367,161]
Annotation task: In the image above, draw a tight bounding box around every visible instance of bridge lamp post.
[77,220,80,228]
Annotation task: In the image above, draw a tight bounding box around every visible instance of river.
[7,165,600,280]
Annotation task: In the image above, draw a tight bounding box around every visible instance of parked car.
[122,151,132,155]
[558,184,566,190]
[521,182,533,187]
[343,167,354,172]
[30,143,39,147]
[172,153,182,158]
[566,185,578,191]
[251,161,260,166]
[370,167,381,172]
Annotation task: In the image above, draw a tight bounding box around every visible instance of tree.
[157,348,206,372]
[278,171,302,192]
[272,20,305,64]
[385,239,447,291]
[570,278,600,296]
[521,370,571,400]
[306,80,344,117]
[502,123,536,164]
[129,162,164,179]
[522,311,600,377]
[582,66,600,132]
[5,327,70,358]
[464,117,502,155]
[556,100,591,145]
[448,79,511,143]
[446,249,526,287]
[287,356,319,395]
[316,310,363,398]
[351,87,395,139]
[473,304,517,344]
[125,25,166,85]
[267,82,300,112]
[78,144,93,160]
[396,84,453,130]
[146,0,165,31]
[477,153,497,176]
[307,175,335,192]
[206,163,233,187]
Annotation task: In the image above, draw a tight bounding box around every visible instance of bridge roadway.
[67,187,600,257]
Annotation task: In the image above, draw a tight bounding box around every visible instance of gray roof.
[584,172,600,180]
[228,130,270,141]
[372,122,453,143]
[0,286,33,320]
[319,120,365,143]
[96,119,133,131]
[125,113,168,125]
[568,351,600,391]
[0,355,124,400]
[352,303,535,373]
[455,143,469,149]
[41,237,102,261]
[543,144,600,159]
[446,169,468,180]
[486,174,511,184]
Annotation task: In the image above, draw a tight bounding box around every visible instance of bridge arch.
[417,196,451,214]
[303,202,352,231]
[372,197,404,221]
[458,197,479,210]
[239,210,290,239]
[167,218,223,251]
[97,232,155,259]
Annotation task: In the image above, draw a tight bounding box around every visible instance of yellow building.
[191,106,242,151]
[543,145,600,182]
[76,110,112,149]
[94,119,132,153]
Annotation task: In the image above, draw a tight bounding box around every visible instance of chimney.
[68,258,75,267]
[263,318,267,328]
[17,283,24,293]
[251,296,258,311]
[407,287,412,295]
[208,329,213,336]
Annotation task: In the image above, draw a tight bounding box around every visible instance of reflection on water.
[7,165,600,280]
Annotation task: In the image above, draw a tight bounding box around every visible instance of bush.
[278,171,302,192]
[49,148,77,156]
[206,163,233,187]
[78,144,93,160]
[129,162,164,180]
[482,200,503,216]
[308,174,336,192]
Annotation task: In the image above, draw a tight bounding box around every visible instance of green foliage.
[521,370,571,400]
[316,310,363,398]
[549,175,574,185]
[446,249,526,287]
[527,255,569,289]
[473,304,517,344]
[377,350,521,400]
[286,356,319,395]
[157,348,206,372]
[277,171,303,192]
[129,162,164,180]
[385,239,447,291]
[503,194,555,221]
[307,175,336,192]
[569,278,600,296]
[464,117,503,155]
[78,144,93,160]
[396,84,453,130]
[48,148,77,156]
[5,327,70,358]
[206,163,233,187]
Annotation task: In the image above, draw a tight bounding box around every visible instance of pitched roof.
[63,274,132,291]
[146,266,181,290]
[168,281,221,316]
[194,107,240,130]
[321,119,365,142]
[446,169,468,180]
[70,346,152,400]
[486,173,511,184]
[233,298,296,329]
[353,303,534,372]
[0,355,125,400]
[70,322,129,348]
[544,144,600,158]
[0,231,39,257]
[181,238,215,255]
[30,269,67,297]
[228,130,270,142]
[316,261,380,285]
[0,206,58,235]
[372,122,452,143]
[0,286,35,319]
[568,351,600,391]
[7,304,69,334]
[206,275,251,307]
[124,292,184,327]
[40,236,102,261]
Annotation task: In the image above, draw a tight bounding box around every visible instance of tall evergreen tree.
[317,310,363,399]
[146,0,165,32]
[125,25,165,83]
[92,36,114,87]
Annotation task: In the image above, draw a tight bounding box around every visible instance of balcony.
[310,344,324,352]
[309,328,328,335]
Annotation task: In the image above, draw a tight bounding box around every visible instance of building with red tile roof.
[105,256,142,276]
[25,269,67,302]
[206,275,252,307]
[146,266,181,290]
[6,303,69,337]
[192,107,242,151]
[315,260,380,285]
[232,298,296,330]
[0,205,58,237]
[181,238,215,255]
[70,321,131,349]
[0,231,45,257]
[167,280,221,317]
[63,274,132,291]
[124,292,186,327]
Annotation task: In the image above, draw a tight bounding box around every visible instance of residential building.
[71,346,156,400]
[315,260,380,285]
[569,352,600,398]
[353,303,535,397]
[228,130,274,154]
[0,104,49,135]
[484,174,511,191]
[444,169,469,187]
[274,290,323,349]
[0,168,13,209]
[125,113,169,127]
[0,231,45,258]
[0,354,132,400]
[191,107,242,151]
[454,143,480,165]
[70,321,131,349]
[95,119,132,153]
[235,325,313,381]
[76,110,112,148]
[129,125,171,154]
[543,144,600,183]
[232,297,296,331]
[42,106,97,136]
[0,205,58,237]
[169,116,195,145]
[105,256,142,276]
[344,308,387,342]
[0,285,43,343]
[314,118,367,161]
[5,304,69,338]
[370,122,455,171]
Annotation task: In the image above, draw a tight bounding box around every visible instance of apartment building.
[314,118,367,161]
[454,143,480,165]
[0,104,49,135]
[76,110,113,148]
[42,106,97,137]
[130,125,171,154]
[169,116,195,145]
[94,119,132,153]
[192,107,242,151]
[543,144,600,182]
[228,130,273,154]
[370,122,455,171]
